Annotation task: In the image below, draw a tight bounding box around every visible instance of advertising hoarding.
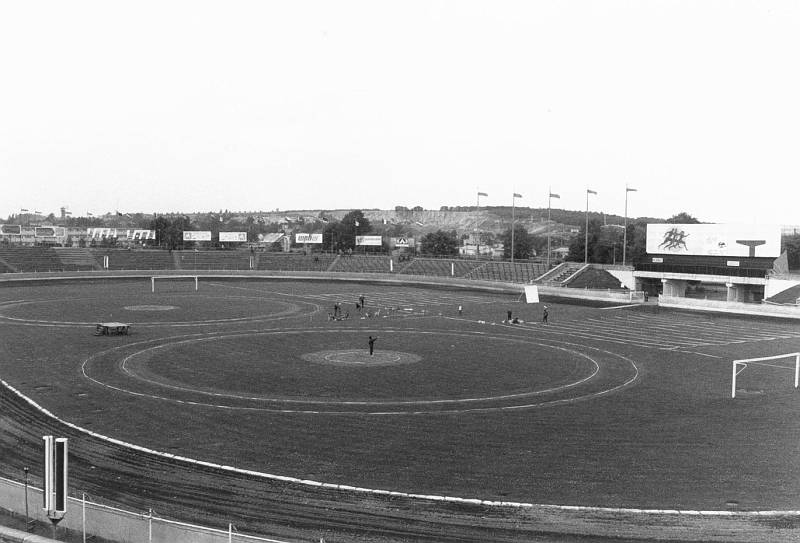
[127,229,156,240]
[646,224,781,258]
[219,232,248,242]
[356,235,382,246]
[295,233,323,244]
[183,231,212,241]
[1,225,22,235]
[392,237,412,248]
[34,227,64,237]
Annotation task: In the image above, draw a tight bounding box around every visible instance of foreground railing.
[0,475,294,543]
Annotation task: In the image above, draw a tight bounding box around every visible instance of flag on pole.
[513,193,522,198]
[626,187,637,192]
[86,212,93,216]
[549,193,560,199]
[34,210,41,214]
[587,189,597,195]
[20,208,29,212]
[477,192,488,197]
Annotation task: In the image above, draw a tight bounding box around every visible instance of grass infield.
[1,277,800,540]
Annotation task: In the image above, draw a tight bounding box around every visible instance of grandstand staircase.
[536,262,588,286]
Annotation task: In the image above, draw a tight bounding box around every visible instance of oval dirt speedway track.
[1,277,799,542]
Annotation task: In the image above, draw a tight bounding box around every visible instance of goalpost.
[151,275,199,293]
[731,352,800,398]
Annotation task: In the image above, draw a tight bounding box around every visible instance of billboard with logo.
[220,232,248,242]
[646,224,781,258]
[295,233,323,244]
[356,235,382,246]
[392,236,413,248]
[183,231,212,241]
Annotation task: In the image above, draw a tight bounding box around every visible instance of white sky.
[1,1,798,224]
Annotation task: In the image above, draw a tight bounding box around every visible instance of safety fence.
[0,476,294,543]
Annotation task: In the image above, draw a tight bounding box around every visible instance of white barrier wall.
[659,296,800,319]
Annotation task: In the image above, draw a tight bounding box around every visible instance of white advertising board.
[356,235,383,246]
[0,225,22,235]
[393,237,413,248]
[126,229,156,240]
[87,228,115,239]
[524,285,540,303]
[295,233,323,244]
[646,224,781,258]
[220,232,248,242]
[183,231,212,241]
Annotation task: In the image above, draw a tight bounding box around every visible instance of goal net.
[731,352,800,398]
[150,275,199,293]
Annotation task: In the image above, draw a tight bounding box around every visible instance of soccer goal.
[731,352,800,398]
[151,275,199,293]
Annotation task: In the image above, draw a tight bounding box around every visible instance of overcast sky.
[1,1,798,224]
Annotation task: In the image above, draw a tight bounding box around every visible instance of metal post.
[23,467,29,531]
[82,493,86,543]
[229,523,233,543]
[732,361,738,398]
[795,354,799,389]
[148,508,153,543]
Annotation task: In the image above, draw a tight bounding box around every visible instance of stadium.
[1,227,800,541]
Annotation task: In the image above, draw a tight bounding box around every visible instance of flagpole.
[585,189,596,265]
[623,186,637,267]
[476,191,488,258]
[511,193,515,264]
[547,189,552,269]
[476,191,480,258]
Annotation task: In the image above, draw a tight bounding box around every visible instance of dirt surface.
[1,277,799,542]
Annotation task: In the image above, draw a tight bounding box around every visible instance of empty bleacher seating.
[328,255,393,274]
[0,246,64,272]
[256,253,337,272]
[175,250,252,271]
[99,249,176,271]
[53,247,102,271]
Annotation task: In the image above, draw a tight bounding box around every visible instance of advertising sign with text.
[220,232,248,242]
[356,235,382,246]
[295,233,323,244]
[183,231,212,241]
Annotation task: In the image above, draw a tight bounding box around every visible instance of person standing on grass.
[542,305,549,324]
[359,294,365,310]
[368,335,378,356]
